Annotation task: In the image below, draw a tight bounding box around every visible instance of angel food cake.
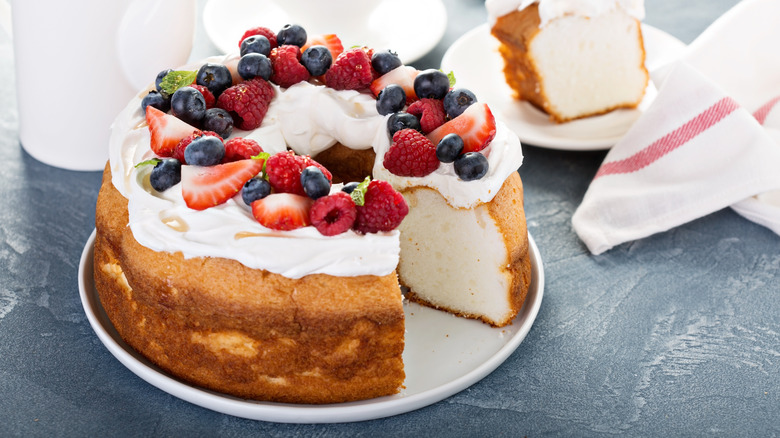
[94,24,530,403]
[488,0,649,122]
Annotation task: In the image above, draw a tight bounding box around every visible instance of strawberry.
[383,128,439,177]
[301,34,344,63]
[181,158,264,210]
[251,193,313,231]
[407,98,446,134]
[427,103,497,154]
[146,106,198,157]
[370,65,419,104]
[324,47,373,91]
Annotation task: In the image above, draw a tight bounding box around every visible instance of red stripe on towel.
[594,97,740,179]
[752,96,780,125]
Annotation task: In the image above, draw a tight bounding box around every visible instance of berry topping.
[443,88,477,119]
[324,47,374,91]
[183,135,225,166]
[141,90,170,113]
[427,103,496,154]
[387,112,422,136]
[341,181,360,194]
[181,158,265,210]
[196,63,233,98]
[252,193,313,231]
[269,45,310,88]
[371,49,403,76]
[171,86,207,126]
[217,78,276,130]
[201,108,234,139]
[239,27,277,49]
[242,177,271,205]
[265,151,332,196]
[223,137,263,162]
[310,192,357,236]
[276,24,308,48]
[172,130,223,164]
[237,53,272,81]
[370,65,419,103]
[190,84,216,109]
[407,98,446,134]
[354,180,409,234]
[155,69,173,94]
[302,34,344,63]
[383,128,439,177]
[145,106,198,157]
[413,69,450,100]
[300,166,331,200]
[300,45,333,77]
[149,158,182,192]
[435,133,464,163]
[240,34,271,57]
[376,84,406,116]
[454,152,489,181]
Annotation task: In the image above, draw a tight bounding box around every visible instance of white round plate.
[79,230,544,423]
[440,24,687,150]
[202,0,447,64]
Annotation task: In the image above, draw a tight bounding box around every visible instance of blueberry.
[184,135,225,166]
[436,133,464,163]
[170,86,206,125]
[277,24,307,47]
[443,88,477,119]
[376,84,406,116]
[341,181,360,194]
[387,112,422,136]
[201,108,234,139]
[149,158,181,192]
[371,49,402,76]
[301,45,333,76]
[242,177,271,205]
[196,63,233,98]
[155,68,173,94]
[413,69,450,100]
[300,166,331,200]
[454,152,489,181]
[237,53,272,80]
[240,35,271,57]
[141,90,170,113]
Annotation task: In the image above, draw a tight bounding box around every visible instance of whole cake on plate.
[488,0,649,122]
[93,23,530,404]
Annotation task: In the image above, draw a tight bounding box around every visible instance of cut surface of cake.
[488,0,649,123]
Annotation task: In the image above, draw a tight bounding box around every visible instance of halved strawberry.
[146,106,198,157]
[181,158,264,210]
[251,193,313,231]
[369,65,419,104]
[301,34,344,62]
[427,103,497,154]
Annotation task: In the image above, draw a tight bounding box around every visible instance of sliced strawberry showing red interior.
[251,193,313,231]
[427,103,497,154]
[146,106,198,157]
[369,65,419,104]
[301,34,344,62]
[181,158,264,210]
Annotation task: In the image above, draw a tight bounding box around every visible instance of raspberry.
[190,84,216,109]
[310,192,357,236]
[324,48,373,91]
[223,137,263,162]
[266,151,332,196]
[383,128,440,177]
[239,26,277,49]
[270,45,310,88]
[216,78,275,130]
[354,180,408,234]
[173,130,222,164]
[407,98,446,133]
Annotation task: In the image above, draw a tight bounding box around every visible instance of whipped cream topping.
[109,54,524,278]
[486,0,645,27]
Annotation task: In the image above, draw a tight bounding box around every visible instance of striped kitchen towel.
[572,0,780,255]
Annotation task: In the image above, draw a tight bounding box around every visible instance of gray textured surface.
[2,0,778,436]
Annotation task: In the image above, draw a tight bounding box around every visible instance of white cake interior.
[531,10,647,120]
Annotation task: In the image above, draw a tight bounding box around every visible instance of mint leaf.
[159,70,198,95]
[446,70,456,88]
[251,152,271,178]
[135,158,162,168]
[350,176,371,206]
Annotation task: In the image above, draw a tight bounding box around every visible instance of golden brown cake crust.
[94,164,405,404]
